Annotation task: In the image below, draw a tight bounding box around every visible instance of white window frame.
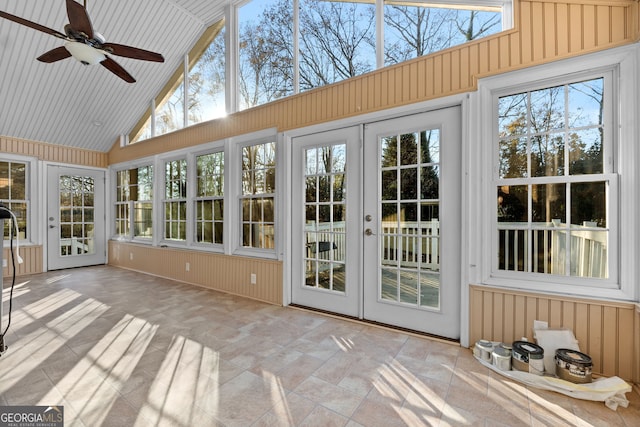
[230,129,280,259]
[110,159,155,243]
[0,154,38,246]
[111,130,282,258]
[191,142,227,251]
[475,45,638,301]
[161,156,189,245]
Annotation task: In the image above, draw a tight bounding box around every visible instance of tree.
[384,6,457,64]
[142,2,505,133]
[380,130,439,222]
[455,10,501,42]
[298,0,375,89]
[190,28,226,124]
[384,6,501,65]
[497,79,605,225]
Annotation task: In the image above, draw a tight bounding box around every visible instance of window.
[164,159,188,241]
[155,75,185,137]
[384,1,502,66]
[0,160,28,240]
[189,22,226,125]
[130,20,226,143]
[240,141,276,249]
[298,0,374,92]
[195,152,224,244]
[129,1,511,142]
[495,75,614,282]
[115,166,154,239]
[239,0,294,110]
[130,107,152,144]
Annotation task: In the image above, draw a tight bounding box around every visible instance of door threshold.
[288,304,460,346]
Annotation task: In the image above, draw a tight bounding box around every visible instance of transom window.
[495,75,614,282]
[130,1,508,143]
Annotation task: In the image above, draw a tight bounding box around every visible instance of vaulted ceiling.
[0,0,228,152]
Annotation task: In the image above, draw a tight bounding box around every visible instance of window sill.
[483,275,633,303]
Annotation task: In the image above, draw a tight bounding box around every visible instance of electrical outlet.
[2,259,6,268]
[186,262,190,272]
[129,252,133,260]
[250,273,257,285]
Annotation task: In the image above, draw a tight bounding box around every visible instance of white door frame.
[283,94,470,344]
[46,165,106,270]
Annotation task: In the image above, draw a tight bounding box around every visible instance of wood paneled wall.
[470,285,639,382]
[2,246,43,278]
[108,241,283,305]
[108,0,636,164]
[1,136,107,168]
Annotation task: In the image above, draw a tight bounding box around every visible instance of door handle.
[49,225,57,229]
[364,228,375,236]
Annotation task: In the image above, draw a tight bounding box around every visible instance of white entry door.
[363,107,462,339]
[291,126,361,317]
[47,166,106,270]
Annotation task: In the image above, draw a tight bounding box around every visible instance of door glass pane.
[304,144,347,293]
[59,175,95,257]
[379,129,440,309]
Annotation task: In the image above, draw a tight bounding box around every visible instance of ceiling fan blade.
[0,10,66,39]
[37,46,72,63]
[101,57,136,83]
[102,43,164,62]
[66,0,93,38]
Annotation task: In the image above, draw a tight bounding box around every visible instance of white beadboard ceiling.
[0,0,228,153]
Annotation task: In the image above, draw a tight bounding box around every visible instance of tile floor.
[0,265,638,426]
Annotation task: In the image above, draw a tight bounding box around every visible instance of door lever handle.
[364,228,375,236]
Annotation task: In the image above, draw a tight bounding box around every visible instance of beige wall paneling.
[469,285,637,381]
[2,246,43,278]
[108,241,282,305]
[1,136,107,168]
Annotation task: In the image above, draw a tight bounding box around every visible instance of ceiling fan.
[0,0,164,83]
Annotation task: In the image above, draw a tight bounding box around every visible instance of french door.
[291,126,361,316]
[362,108,461,339]
[47,166,106,270]
[291,107,461,339]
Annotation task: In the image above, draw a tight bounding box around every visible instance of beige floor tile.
[297,405,350,427]
[253,392,317,427]
[1,265,637,427]
[200,370,287,425]
[294,376,365,417]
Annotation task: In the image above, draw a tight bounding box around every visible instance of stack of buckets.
[474,339,593,383]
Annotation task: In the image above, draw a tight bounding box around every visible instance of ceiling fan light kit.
[65,41,106,65]
[0,0,164,83]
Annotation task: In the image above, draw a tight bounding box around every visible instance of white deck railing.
[305,220,440,270]
[498,222,607,278]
